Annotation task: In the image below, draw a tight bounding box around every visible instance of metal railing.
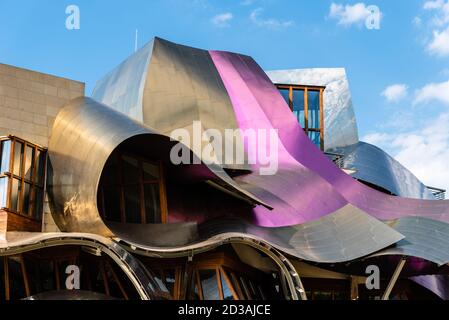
[325,152,345,169]
[426,186,446,200]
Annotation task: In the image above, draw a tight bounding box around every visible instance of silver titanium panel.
[371,216,449,266]
[266,68,359,150]
[47,97,269,237]
[92,40,154,121]
[332,142,435,200]
[410,275,449,300]
[110,204,404,264]
[92,37,248,170]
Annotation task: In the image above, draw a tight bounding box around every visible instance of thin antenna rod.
[135,29,138,52]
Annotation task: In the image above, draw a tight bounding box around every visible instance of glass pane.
[102,153,119,185]
[142,161,159,181]
[0,177,8,207]
[13,141,23,176]
[22,183,31,216]
[240,277,252,300]
[10,178,21,212]
[230,273,245,299]
[220,270,235,300]
[7,257,27,299]
[188,272,200,300]
[292,89,305,128]
[102,185,121,222]
[24,146,35,181]
[144,183,161,223]
[249,280,261,300]
[164,269,176,297]
[122,155,140,184]
[308,131,321,148]
[278,88,290,107]
[33,188,43,220]
[124,184,141,223]
[35,150,46,186]
[199,269,219,300]
[0,140,11,173]
[308,90,320,129]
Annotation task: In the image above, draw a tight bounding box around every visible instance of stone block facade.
[0,63,86,233]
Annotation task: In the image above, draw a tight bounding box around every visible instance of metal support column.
[382,257,407,300]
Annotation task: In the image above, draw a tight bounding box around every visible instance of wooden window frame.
[99,150,168,224]
[0,136,46,222]
[276,84,325,151]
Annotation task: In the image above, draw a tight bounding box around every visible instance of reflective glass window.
[220,270,235,300]
[144,183,161,223]
[24,146,34,181]
[199,269,219,300]
[35,150,46,186]
[13,141,23,176]
[124,184,140,223]
[102,186,121,222]
[10,178,21,212]
[22,182,31,215]
[122,155,140,184]
[308,90,320,129]
[292,89,305,127]
[0,177,8,207]
[164,269,176,296]
[1,140,11,173]
[32,187,43,220]
[143,161,159,181]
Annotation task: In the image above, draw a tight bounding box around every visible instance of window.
[187,267,240,301]
[98,151,167,224]
[0,136,46,221]
[276,84,325,150]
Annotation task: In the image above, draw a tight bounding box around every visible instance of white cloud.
[427,25,449,56]
[328,2,379,26]
[424,0,446,10]
[211,12,234,27]
[381,84,408,103]
[414,79,449,106]
[362,132,392,145]
[250,8,294,29]
[413,16,423,27]
[362,113,449,194]
[420,0,449,56]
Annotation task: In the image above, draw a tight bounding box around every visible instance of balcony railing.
[426,186,446,200]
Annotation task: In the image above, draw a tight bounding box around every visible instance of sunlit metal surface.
[266,68,359,150]
[109,205,403,264]
[91,40,154,121]
[410,275,449,300]
[331,142,435,200]
[370,217,449,266]
[209,49,449,226]
[47,96,269,237]
[0,232,168,300]
[93,37,248,170]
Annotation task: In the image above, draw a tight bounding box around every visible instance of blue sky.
[1,0,449,191]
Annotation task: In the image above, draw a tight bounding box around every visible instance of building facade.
[0,38,448,300]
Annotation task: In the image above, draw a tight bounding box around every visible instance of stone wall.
[0,63,86,233]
